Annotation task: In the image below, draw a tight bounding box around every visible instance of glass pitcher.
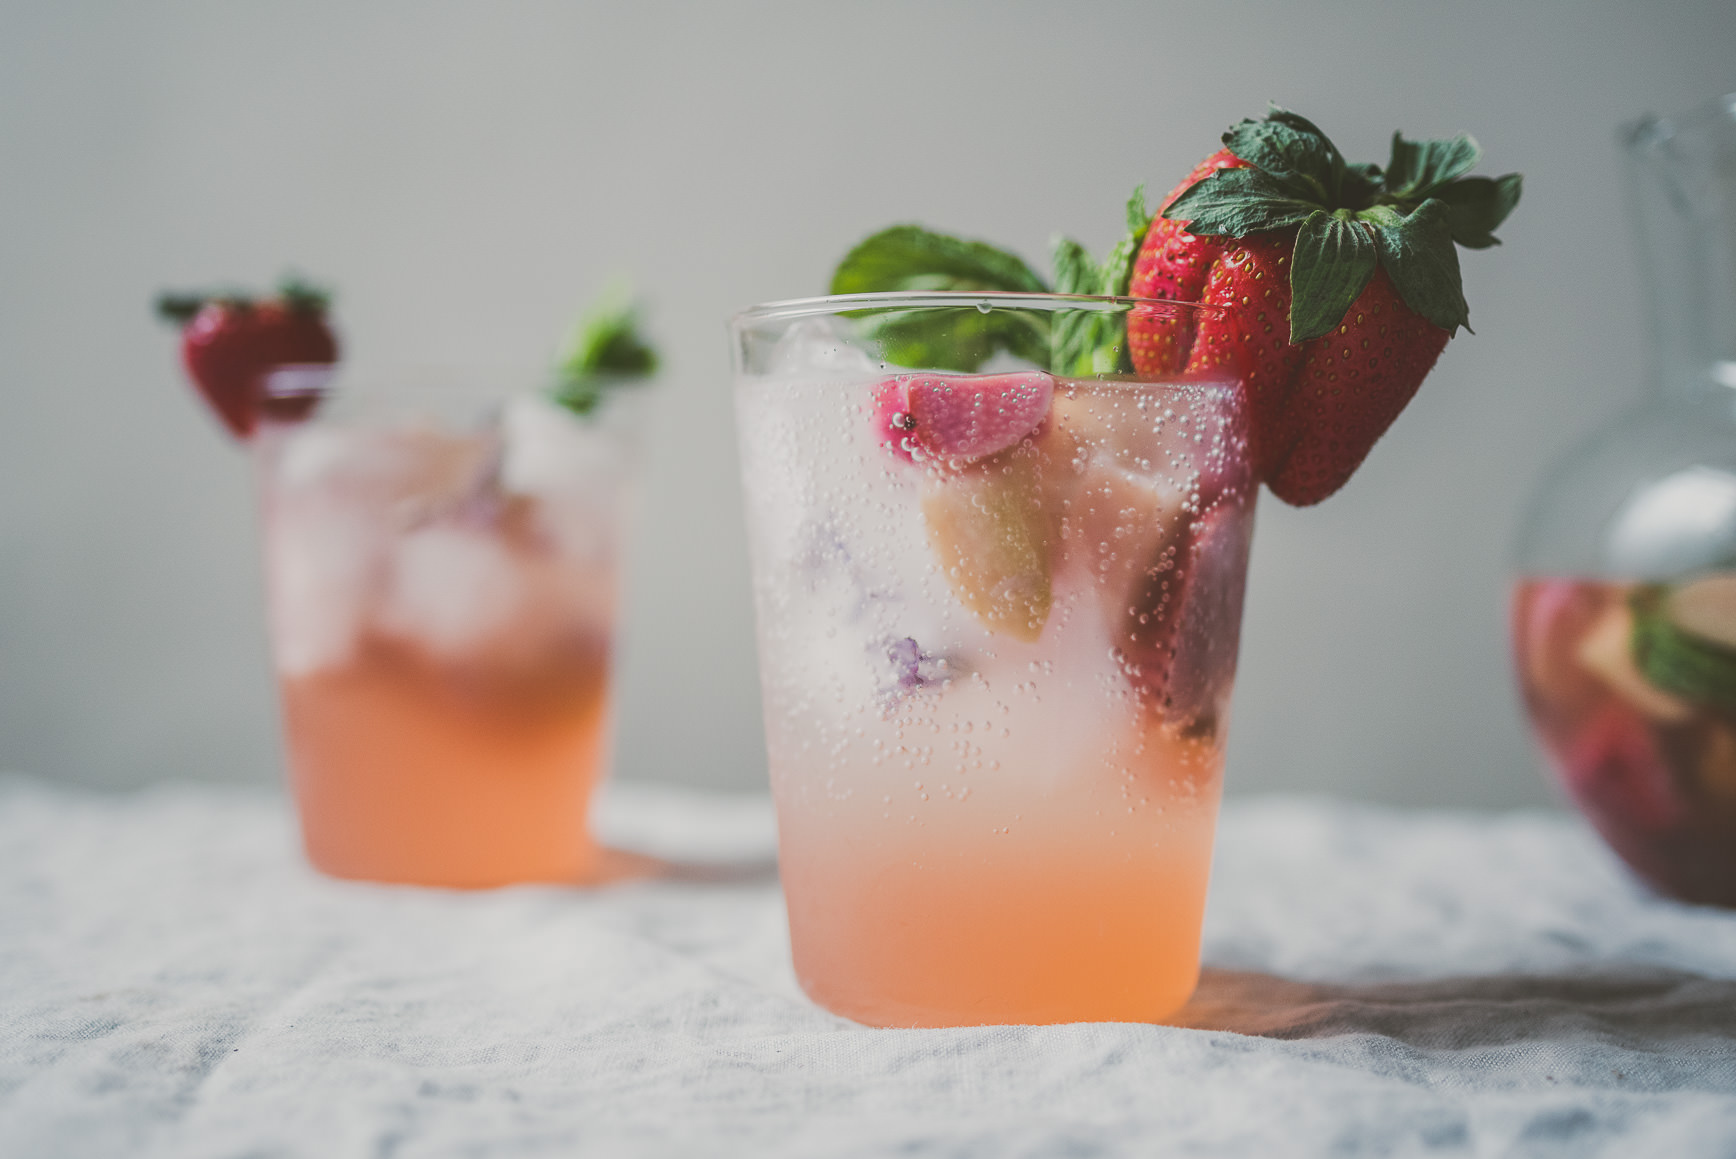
[1512,93,1736,906]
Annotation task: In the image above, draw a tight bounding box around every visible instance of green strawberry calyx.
[154,274,333,325]
[1163,106,1522,342]
[550,284,660,417]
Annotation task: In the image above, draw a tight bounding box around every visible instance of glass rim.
[730,290,1225,327]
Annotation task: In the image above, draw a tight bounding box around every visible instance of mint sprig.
[829,225,1052,373]
[1050,187,1151,376]
[1631,585,1736,711]
[832,190,1153,377]
[551,288,659,417]
[1162,105,1521,341]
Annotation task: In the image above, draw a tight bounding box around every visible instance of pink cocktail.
[732,295,1254,1026]
[257,389,640,887]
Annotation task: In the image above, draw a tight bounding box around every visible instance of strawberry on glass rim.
[1130,107,1521,504]
[831,105,1520,506]
[156,276,340,440]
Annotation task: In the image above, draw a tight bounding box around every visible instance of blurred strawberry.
[1128,107,1521,504]
[156,277,339,439]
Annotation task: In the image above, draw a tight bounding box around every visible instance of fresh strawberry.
[1129,107,1520,504]
[1126,149,1245,378]
[156,278,339,439]
[871,371,1054,464]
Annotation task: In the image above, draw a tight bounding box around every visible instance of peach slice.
[921,453,1052,641]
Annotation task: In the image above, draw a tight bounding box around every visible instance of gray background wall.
[2,0,1733,806]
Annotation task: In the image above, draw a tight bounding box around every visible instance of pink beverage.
[257,389,640,887]
[1512,576,1736,904]
[732,297,1254,1026]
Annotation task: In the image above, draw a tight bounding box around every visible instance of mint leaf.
[1051,236,1099,296]
[1049,237,1113,376]
[552,288,658,416]
[1048,186,1151,376]
[831,225,1049,296]
[1364,199,1470,333]
[1163,167,1321,235]
[1049,236,1102,374]
[1384,132,1482,200]
[1222,115,1341,203]
[1102,185,1151,297]
[1434,173,1523,249]
[1288,210,1379,342]
[862,307,1050,374]
[828,225,1051,373]
[1632,586,1736,710]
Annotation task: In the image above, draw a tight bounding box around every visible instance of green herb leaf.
[1433,173,1523,249]
[830,225,1049,296]
[1341,161,1384,209]
[859,306,1051,374]
[551,287,658,417]
[1631,585,1736,710]
[1051,236,1099,296]
[1384,132,1482,200]
[1163,167,1322,235]
[277,274,332,313]
[1364,199,1470,334]
[1222,114,1342,203]
[1288,210,1379,342]
[1103,185,1151,297]
[1049,237,1108,376]
[1047,185,1151,376]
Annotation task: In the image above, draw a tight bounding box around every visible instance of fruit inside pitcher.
[1512,574,1736,904]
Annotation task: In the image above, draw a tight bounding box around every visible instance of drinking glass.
[255,373,645,887]
[730,293,1254,1025]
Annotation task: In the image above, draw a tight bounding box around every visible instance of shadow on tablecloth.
[1175,966,1736,1054]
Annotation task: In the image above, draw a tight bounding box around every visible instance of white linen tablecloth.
[3,775,1735,1158]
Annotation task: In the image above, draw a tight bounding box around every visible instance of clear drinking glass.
[730,293,1255,1026]
[254,373,645,887]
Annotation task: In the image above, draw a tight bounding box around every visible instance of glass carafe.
[1513,94,1736,905]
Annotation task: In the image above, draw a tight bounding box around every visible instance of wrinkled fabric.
[2,776,1733,1158]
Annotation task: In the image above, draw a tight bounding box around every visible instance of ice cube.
[275,422,489,507]
[377,522,533,662]
[765,317,879,379]
[266,496,381,678]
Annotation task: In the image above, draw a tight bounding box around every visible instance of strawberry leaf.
[1434,173,1523,249]
[1364,200,1470,334]
[1341,162,1384,209]
[831,225,1049,296]
[1163,167,1322,235]
[1384,132,1482,200]
[1288,210,1379,342]
[1223,111,1344,203]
